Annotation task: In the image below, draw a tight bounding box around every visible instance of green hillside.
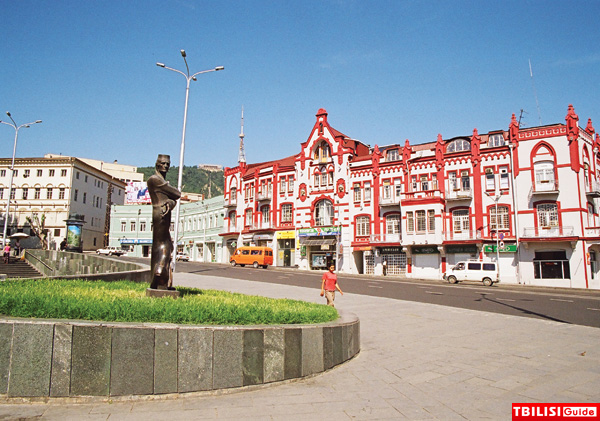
[138,166,224,198]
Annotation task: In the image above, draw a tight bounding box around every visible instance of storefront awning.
[300,238,336,246]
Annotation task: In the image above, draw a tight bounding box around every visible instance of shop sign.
[412,246,439,254]
[446,245,478,254]
[254,234,273,241]
[353,246,372,251]
[276,230,296,239]
[120,238,152,245]
[380,247,402,254]
[484,244,517,253]
[298,226,341,236]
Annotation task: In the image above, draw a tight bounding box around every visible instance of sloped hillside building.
[223,106,599,289]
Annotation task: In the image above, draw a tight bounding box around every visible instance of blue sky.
[1,1,599,169]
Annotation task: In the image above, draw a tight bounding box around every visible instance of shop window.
[533,250,570,279]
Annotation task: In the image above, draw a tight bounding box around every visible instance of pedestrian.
[60,238,67,251]
[3,244,10,264]
[14,240,20,256]
[320,264,343,307]
[382,258,387,276]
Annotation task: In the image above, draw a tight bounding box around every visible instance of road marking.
[587,308,600,311]
[369,285,383,289]
[496,298,516,302]
[550,298,574,303]
[425,291,443,295]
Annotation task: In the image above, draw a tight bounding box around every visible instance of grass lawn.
[0,279,338,325]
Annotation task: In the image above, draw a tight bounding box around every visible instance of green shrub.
[0,280,338,325]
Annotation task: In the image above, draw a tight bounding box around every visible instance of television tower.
[238,106,246,165]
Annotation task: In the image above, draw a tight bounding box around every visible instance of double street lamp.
[485,190,501,279]
[156,50,223,270]
[0,112,42,247]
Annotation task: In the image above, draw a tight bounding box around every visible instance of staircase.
[0,256,44,279]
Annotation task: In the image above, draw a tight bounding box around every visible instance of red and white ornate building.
[223,105,600,289]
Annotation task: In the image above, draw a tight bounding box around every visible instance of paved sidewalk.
[1,273,599,420]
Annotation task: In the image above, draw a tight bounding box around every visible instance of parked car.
[443,260,499,286]
[176,253,190,262]
[96,246,126,256]
[230,246,273,269]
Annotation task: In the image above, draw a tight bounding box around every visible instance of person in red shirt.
[320,264,343,307]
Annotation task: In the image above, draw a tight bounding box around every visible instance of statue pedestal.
[146,288,180,299]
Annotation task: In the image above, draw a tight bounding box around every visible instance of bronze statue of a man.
[148,154,181,289]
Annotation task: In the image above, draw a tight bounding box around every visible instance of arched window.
[446,138,470,153]
[314,200,333,226]
[488,134,505,147]
[314,141,331,162]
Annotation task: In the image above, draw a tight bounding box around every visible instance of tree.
[26,212,48,249]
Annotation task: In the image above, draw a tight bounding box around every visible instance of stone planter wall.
[0,312,359,398]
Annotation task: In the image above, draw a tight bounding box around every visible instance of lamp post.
[485,191,501,278]
[0,112,42,247]
[156,50,223,271]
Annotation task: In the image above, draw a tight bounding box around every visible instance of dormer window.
[386,149,399,161]
[314,141,331,162]
[446,138,471,153]
[488,133,505,147]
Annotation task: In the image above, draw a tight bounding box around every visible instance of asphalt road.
[130,258,600,328]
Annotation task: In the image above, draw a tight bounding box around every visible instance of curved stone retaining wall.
[0,312,359,398]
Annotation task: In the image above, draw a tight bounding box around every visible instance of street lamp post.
[485,191,501,279]
[156,50,223,272]
[0,112,42,247]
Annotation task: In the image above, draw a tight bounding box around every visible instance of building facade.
[223,106,600,289]
[0,156,126,250]
[110,195,225,262]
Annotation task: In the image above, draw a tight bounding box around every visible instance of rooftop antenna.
[529,59,543,125]
[238,106,246,164]
[518,109,528,126]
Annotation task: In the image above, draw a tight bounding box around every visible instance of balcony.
[224,197,237,208]
[379,195,401,206]
[522,226,574,239]
[584,227,600,237]
[444,230,482,241]
[257,192,272,202]
[445,188,472,201]
[402,189,442,201]
[530,180,559,195]
[585,180,600,198]
[370,233,401,244]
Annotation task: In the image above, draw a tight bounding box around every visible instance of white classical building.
[0,156,126,250]
[223,105,600,289]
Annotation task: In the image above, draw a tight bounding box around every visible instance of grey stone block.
[154,328,178,394]
[50,324,73,397]
[263,328,284,383]
[8,323,54,397]
[332,325,343,367]
[213,329,243,389]
[301,326,324,376]
[71,325,112,396]
[0,323,13,394]
[284,328,302,380]
[178,328,213,392]
[353,320,361,356]
[322,326,334,370]
[243,329,264,386]
[110,327,154,396]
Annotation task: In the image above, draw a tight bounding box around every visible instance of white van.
[443,260,499,286]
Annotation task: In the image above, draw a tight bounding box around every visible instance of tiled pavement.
[1,272,599,420]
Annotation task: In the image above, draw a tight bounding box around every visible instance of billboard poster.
[67,224,81,248]
[126,182,151,204]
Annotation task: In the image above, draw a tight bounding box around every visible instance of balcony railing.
[402,190,441,201]
[224,197,237,207]
[444,230,482,241]
[249,222,273,230]
[531,180,559,194]
[584,227,600,237]
[522,226,574,238]
[257,192,272,202]
[585,179,600,198]
[370,233,401,244]
[226,224,242,233]
[379,195,401,206]
[445,188,472,201]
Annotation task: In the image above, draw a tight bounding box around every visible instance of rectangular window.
[281,178,286,193]
[24,169,30,178]
[10,189,15,200]
[130,221,136,231]
[356,216,370,237]
[34,188,41,199]
[61,169,67,177]
[46,188,53,199]
[382,181,391,199]
[321,173,327,186]
[537,203,558,227]
[386,214,400,234]
[0,189,3,200]
[22,189,28,200]
[0,170,5,177]
[288,177,294,193]
[428,210,435,232]
[121,221,126,232]
[281,204,293,223]
[74,189,78,201]
[412,176,418,192]
[82,192,86,204]
[353,183,361,202]
[364,182,371,201]
[461,171,470,191]
[420,175,428,191]
[453,209,470,233]
[490,206,510,230]
[76,171,80,179]
[406,211,414,233]
[449,172,458,190]
[49,169,55,177]
[59,188,65,200]
[416,210,426,232]
[485,169,495,190]
[395,182,402,197]
[140,222,146,232]
[500,167,509,189]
